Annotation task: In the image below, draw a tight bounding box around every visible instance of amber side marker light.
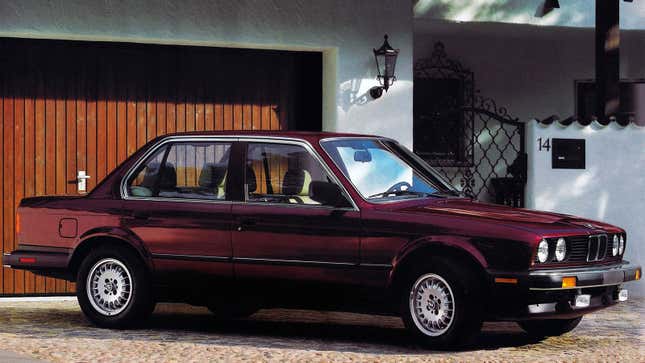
[562,276,577,288]
[494,277,518,284]
[636,269,641,280]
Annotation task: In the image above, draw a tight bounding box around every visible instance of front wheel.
[518,317,582,337]
[76,246,155,328]
[400,258,483,349]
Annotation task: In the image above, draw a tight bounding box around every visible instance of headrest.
[245,165,257,193]
[141,163,160,187]
[198,163,227,188]
[282,169,305,196]
[158,163,177,190]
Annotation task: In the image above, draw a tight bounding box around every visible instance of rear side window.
[127,141,231,200]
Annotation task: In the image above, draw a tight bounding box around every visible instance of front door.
[231,141,362,286]
[122,139,234,280]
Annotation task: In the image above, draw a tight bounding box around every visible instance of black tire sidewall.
[76,246,153,328]
[400,257,483,349]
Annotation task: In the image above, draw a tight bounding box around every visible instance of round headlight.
[537,239,549,263]
[619,235,625,255]
[612,235,619,256]
[555,238,566,262]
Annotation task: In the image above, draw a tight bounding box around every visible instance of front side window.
[321,138,458,202]
[245,142,338,206]
[127,141,231,200]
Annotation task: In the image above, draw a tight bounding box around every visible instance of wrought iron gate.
[414,43,526,207]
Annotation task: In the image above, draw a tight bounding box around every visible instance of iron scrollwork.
[414,42,526,207]
[414,42,475,167]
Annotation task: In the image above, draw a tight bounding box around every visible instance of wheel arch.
[68,228,153,278]
[387,237,489,296]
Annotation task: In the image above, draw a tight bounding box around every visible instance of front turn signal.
[636,268,641,281]
[562,276,577,288]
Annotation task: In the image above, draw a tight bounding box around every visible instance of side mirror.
[309,181,351,208]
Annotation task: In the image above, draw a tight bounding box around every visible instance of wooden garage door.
[0,38,321,295]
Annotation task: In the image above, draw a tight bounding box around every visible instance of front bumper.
[527,263,641,290]
[488,262,641,320]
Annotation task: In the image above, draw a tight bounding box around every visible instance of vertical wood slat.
[1,39,302,295]
[4,68,15,294]
[34,57,46,294]
[106,61,118,173]
[65,57,77,293]
[54,58,67,293]
[14,61,25,294]
[23,60,36,294]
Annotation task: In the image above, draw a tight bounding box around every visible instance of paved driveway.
[0,298,642,362]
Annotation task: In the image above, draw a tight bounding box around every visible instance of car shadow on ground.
[0,304,545,355]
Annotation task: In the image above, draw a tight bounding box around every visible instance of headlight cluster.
[536,238,567,263]
[535,234,626,264]
[612,234,627,256]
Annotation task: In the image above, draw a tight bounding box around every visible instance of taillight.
[19,257,36,264]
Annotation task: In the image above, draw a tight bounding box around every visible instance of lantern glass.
[373,35,399,91]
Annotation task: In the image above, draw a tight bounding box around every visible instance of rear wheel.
[76,246,155,328]
[400,257,483,349]
[518,317,582,337]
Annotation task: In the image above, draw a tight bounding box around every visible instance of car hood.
[391,198,622,236]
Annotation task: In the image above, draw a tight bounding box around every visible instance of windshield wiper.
[367,190,430,199]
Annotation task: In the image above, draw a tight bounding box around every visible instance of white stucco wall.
[526,121,644,296]
[0,0,414,147]
[414,19,645,124]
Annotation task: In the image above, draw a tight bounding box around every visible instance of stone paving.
[0,298,643,362]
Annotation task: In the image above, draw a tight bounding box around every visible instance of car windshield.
[321,138,459,201]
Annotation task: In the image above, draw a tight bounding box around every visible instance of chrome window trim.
[120,135,359,211]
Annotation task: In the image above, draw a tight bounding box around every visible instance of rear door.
[122,138,234,280]
[231,140,362,285]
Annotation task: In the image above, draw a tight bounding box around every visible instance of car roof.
[158,130,384,143]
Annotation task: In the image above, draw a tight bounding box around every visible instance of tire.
[400,257,483,349]
[76,246,155,329]
[518,317,582,337]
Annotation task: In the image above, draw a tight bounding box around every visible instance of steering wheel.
[385,181,412,194]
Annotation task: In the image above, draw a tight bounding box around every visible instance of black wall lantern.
[370,34,399,99]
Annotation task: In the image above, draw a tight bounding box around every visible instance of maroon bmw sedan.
[3,131,641,347]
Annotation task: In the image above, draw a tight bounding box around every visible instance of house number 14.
[537,137,551,151]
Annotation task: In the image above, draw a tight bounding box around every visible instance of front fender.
[387,235,488,289]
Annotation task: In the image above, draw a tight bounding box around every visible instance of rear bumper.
[488,262,641,321]
[2,247,71,279]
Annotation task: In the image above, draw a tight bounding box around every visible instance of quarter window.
[127,142,231,200]
[244,143,337,206]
